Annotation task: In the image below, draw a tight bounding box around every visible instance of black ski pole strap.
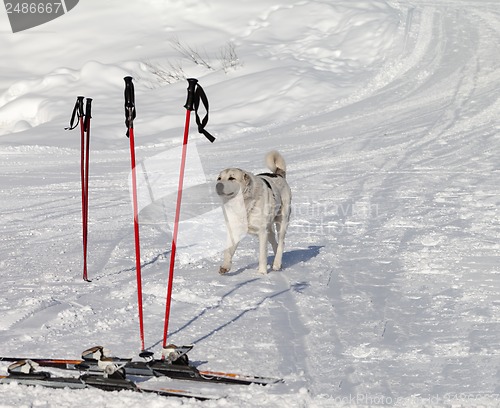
[184,79,215,143]
[84,98,92,133]
[124,76,136,138]
[194,84,216,143]
[65,96,85,130]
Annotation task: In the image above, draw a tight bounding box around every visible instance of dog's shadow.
[224,245,324,276]
[280,245,323,269]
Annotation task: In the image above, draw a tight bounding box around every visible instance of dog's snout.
[216,182,224,195]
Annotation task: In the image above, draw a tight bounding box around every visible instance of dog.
[216,151,291,274]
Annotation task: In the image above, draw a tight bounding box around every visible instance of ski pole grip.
[124,77,136,135]
[77,96,85,116]
[65,96,85,130]
[124,76,135,109]
[84,98,92,132]
[184,78,198,111]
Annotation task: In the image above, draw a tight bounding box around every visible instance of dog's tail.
[266,151,287,178]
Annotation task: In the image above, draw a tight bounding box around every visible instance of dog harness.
[257,173,283,216]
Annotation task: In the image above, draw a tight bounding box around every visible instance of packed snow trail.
[273,0,500,400]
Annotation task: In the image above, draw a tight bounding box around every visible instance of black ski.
[0,359,215,400]
[0,346,282,386]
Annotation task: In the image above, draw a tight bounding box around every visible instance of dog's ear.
[243,172,252,195]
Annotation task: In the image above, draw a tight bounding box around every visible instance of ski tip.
[198,370,283,385]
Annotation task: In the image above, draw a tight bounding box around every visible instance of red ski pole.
[124,76,146,353]
[66,96,92,282]
[162,78,198,352]
[77,98,87,281]
[82,98,92,282]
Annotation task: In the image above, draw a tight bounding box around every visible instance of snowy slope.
[0,0,499,407]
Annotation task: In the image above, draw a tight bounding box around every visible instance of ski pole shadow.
[145,247,322,350]
[191,285,292,346]
[147,277,260,351]
[92,249,171,281]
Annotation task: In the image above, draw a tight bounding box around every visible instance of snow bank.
[0,0,400,143]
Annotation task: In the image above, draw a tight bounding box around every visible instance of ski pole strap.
[124,76,136,138]
[65,96,85,130]
[84,98,92,132]
[184,78,215,143]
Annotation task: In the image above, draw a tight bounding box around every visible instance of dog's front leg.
[220,241,238,274]
[258,231,269,274]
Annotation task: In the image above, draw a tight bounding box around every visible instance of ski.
[0,346,282,386]
[0,359,215,400]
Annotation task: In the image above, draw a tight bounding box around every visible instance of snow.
[0,0,499,406]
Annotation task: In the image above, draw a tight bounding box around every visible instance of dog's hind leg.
[268,225,278,255]
[258,231,269,274]
[272,226,285,271]
[272,214,288,271]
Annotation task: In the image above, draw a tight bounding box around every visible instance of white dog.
[216,151,292,274]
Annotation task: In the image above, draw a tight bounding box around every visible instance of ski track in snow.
[291,2,500,401]
[0,0,499,407]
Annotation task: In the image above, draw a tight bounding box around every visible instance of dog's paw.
[272,263,282,271]
[219,266,230,275]
[258,268,268,275]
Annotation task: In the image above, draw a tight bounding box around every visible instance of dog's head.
[216,168,250,199]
